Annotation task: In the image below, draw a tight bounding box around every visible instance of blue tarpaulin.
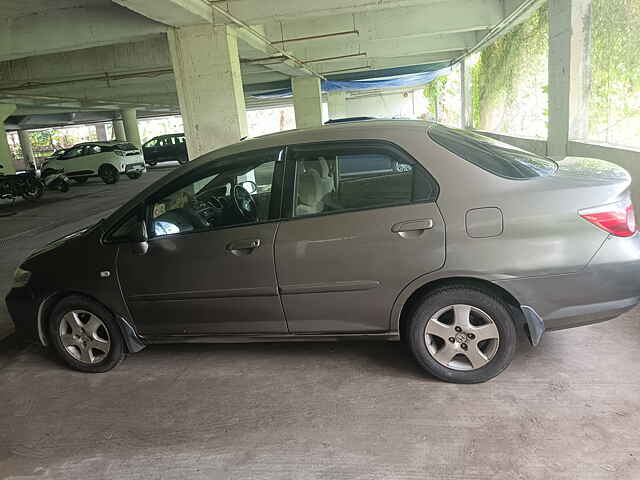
[253,67,452,99]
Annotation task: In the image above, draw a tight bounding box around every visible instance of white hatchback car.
[43,141,146,184]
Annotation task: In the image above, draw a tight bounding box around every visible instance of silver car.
[6,120,640,383]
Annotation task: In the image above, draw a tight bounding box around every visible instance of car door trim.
[128,286,277,301]
[279,280,380,295]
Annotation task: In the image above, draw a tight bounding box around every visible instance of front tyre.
[99,165,119,184]
[407,286,516,383]
[47,295,125,373]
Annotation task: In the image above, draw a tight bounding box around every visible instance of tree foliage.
[588,0,640,146]
[471,4,549,134]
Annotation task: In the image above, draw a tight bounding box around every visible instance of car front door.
[114,147,287,337]
[275,141,445,333]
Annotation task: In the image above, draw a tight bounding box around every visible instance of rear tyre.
[126,172,142,180]
[47,295,125,373]
[21,178,44,201]
[99,165,119,184]
[407,286,517,383]
[73,177,88,184]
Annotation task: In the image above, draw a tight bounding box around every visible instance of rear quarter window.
[428,126,557,179]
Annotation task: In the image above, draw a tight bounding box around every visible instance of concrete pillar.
[292,76,323,129]
[121,108,141,147]
[460,58,473,129]
[112,119,126,141]
[327,90,347,120]
[0,104,17,175]
[168,24,247,160]
[548,0,591,158]
[18,130,35,169]
[95,123,108,141]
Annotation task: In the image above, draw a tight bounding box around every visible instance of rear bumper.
[124,162,146,174]
[497,233,640,331]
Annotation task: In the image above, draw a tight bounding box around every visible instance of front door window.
[149,150,280,237]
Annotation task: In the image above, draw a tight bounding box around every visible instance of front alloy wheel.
[58,310,111,364]
[48,295,125,372]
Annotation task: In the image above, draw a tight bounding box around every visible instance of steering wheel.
[233,184,257,220]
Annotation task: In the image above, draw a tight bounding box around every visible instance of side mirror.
[129,220,149,255]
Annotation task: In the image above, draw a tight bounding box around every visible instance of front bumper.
[498,233,640,331]
[5,286,39,342]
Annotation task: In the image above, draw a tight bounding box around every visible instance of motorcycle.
[42,168,71,192]
[0,164,45,201]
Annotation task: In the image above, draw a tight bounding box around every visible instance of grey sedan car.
[6,120,640,383]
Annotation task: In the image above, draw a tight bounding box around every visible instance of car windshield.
[428,125,558,179]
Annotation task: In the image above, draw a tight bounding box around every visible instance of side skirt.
[141,332,400,345]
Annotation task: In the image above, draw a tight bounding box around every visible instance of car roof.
[149,133,184,139]
[71,141,134,147]
[237,118,432,150]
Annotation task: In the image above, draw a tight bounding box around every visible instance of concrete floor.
[1,164,640,479]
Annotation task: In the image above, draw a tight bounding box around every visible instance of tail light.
[579,198,636,237]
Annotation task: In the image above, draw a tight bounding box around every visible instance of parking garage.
[1,0,640,478]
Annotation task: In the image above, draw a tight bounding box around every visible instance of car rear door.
[274,141,445,333]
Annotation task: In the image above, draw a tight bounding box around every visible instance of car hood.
[26,222,100,260]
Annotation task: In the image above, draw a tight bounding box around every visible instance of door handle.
[226,238,261,255]
[391,219,434,238]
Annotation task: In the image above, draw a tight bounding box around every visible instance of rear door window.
[428,125,557,179]
[288,142,438,218]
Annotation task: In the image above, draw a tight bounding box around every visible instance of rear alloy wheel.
[407,286,516,383]
[99,165,119,184]
[21,178,44,201]
[126,171,142,180]
[48,295,125,373]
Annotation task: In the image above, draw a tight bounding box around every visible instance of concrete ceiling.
[0,0,540,129]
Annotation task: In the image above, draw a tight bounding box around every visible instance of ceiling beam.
[0,3,167,62]
[113,0,212,26]
[208,0,452,24]
[262,0,502,43]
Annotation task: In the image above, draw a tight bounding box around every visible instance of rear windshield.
[428,126,557,179]
[112,142,138,151]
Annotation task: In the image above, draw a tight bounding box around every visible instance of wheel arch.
[393,275,529,341]
[98,162,119,173]
[38,290,145,353]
